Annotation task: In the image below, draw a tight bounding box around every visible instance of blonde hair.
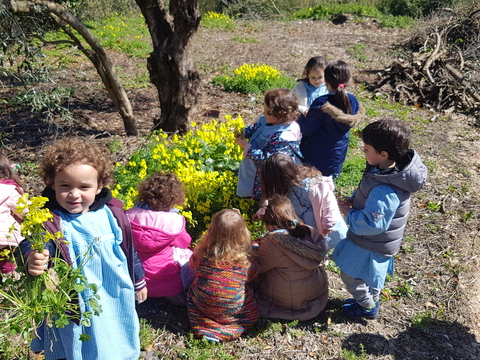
[192,209,252,269]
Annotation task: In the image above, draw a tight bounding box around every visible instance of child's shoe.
[343,300,380,319]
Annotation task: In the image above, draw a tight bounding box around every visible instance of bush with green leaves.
[378,0,458,18]
[213,63,295,94]
[294,2,413,28]
[10,87,74,123]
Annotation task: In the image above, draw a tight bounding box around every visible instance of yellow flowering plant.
[0,194,101,343]
[113,116,260,239]
[213,63,296,94]
[201,12,236,31]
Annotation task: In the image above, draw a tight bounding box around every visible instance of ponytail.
[324,61,352,115]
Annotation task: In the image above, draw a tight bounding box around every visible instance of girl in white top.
[292,56,329,115]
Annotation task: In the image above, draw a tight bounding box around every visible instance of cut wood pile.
[362,6,480,119]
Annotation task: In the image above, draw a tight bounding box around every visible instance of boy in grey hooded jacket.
[333,119,428,319]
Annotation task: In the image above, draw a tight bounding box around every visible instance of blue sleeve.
[133,247,146,290]
[297,106,324,136]
[244,117,263,139]
[346,185,400,236]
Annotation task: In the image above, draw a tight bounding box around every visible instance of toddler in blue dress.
[333,119,427,319]
[20,138,147,360]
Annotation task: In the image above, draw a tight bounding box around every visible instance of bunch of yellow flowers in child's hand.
[0,194,101,343]
[14,194,63,251]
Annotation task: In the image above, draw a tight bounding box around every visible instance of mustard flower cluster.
[212,63,296,94]
[204,12,231,21]
[201,12,236,31]
[113,115,257,238]
[234,63,281,82]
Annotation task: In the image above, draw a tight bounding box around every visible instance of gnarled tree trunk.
[134,0,201,134]
[7,0,138,135]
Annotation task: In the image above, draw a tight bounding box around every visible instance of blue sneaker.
[343,300,380,319]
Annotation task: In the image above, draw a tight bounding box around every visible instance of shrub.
[112,116,257,238]
[212,63,295,94]
[378,0,459,18]
[201,12,236,31]
[295,3,383,21]
[10,87,74,123]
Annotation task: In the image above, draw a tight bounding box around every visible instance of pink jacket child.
[0,159,25,274]
[127,208,193,297]
[126,172,194,299]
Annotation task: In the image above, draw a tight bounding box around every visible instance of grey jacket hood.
[363,149,428,193]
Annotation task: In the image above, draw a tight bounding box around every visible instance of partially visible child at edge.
[297,60,365,179]
[0,153,24,274]
[333,119,427,319]
[187,209,258,342]
[235,88,302,199]
[20,138,147,360]
[260,153,347,250]
[252,195,328,321]
[126,172,194,306]
[292,56,329,116]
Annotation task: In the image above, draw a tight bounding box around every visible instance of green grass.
[231,36,259,43]
[347,44,369,62]
[178,334,236,360]
[45,13,151,58]
[336,136,365,196]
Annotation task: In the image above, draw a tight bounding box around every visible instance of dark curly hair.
[264,88,299,123]
[40,138,113,187]
[361,118,410,162]
[136,172,185,211]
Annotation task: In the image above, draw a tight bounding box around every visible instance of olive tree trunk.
[7,0,138,135]
[134,0,201,134]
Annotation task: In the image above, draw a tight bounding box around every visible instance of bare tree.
[134,0,201,134]
[5,0,138,135]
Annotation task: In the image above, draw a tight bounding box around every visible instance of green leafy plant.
[0,195,101,344]
[212,63,295,94]
[10,87,74,123]
[461,211,474,224]
[425,201,441,212]
[393,280,415,299]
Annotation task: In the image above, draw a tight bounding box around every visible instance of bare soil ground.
[1,18,480,359]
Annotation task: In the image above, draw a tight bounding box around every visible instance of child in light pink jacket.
[126,172,193,304]
[0,153,24,274]
[260,153,347,250]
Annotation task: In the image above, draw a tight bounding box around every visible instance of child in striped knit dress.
[187,209,258,342]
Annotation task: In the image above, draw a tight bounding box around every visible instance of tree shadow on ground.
[342,319,480,360]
